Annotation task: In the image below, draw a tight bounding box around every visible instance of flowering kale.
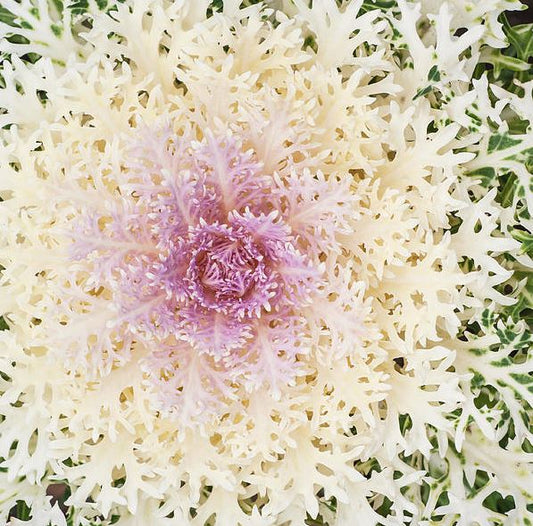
[0,0,531,525]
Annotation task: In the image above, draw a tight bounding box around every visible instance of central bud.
[185,220,276,318]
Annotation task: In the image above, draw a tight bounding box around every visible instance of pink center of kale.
[72,131,320,358]
[186,221,275,317]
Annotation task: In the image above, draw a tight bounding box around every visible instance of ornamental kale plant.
[0,0,531,525]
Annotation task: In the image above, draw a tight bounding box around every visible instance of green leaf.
[412,65,442,101]
[466,167,497,187]
[511,228,533,256]
[12,500,31,521]
[483,492,517,515]
[490,357,512,367]
[503,18,533,62]
[427,65,441,82]
[498,172,518,208]
[413,85,433,100]
[481,308,496,329]
[470,370,486,389]
[488,133,522,153]
[510,373,533,385]
[51,0,64,15]
[68,0,110,15]
[505,273,533,323]
[0,5,18,27]
[480,48,530,79]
